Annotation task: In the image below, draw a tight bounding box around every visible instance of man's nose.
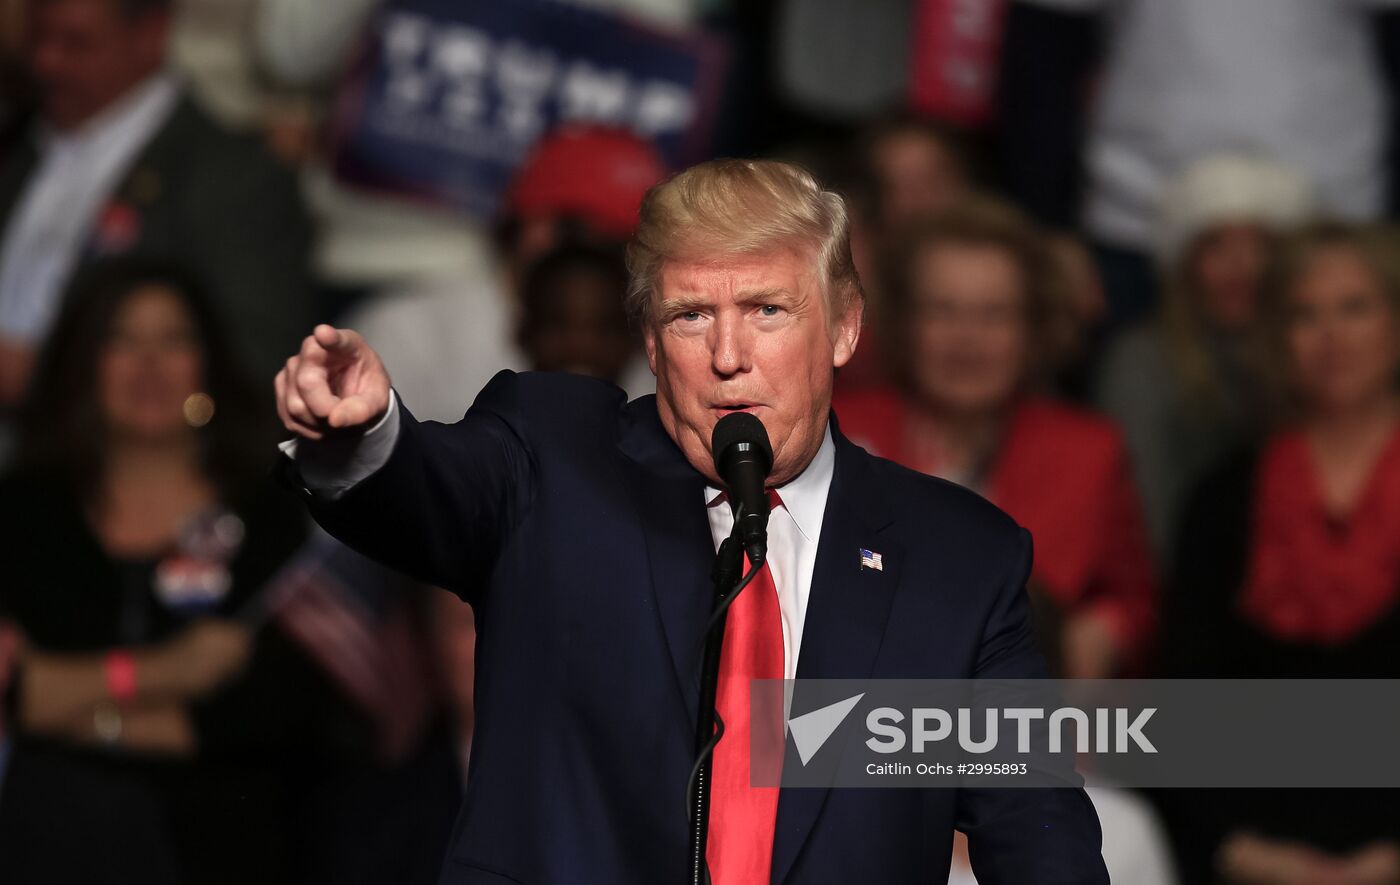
[708,312,751,377]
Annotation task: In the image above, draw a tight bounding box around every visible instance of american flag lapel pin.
[859,548,883,572]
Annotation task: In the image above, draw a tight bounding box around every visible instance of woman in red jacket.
[835,197,1156,677]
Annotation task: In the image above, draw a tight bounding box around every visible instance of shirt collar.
[40,72,179,151]
[705,422,835,544]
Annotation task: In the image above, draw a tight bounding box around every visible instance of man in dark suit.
[0,0,310,406]
[276,159,1108,884]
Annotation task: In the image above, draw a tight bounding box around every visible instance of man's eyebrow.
[657,295,710,315]
[735,287,794,303]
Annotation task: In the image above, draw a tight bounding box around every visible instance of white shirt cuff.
[278,389,400,500]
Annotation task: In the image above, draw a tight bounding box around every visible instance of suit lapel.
[0,134,38,242]
[618,395,714,729]
[772,427,902,885]
[85,98,199,256]
[0,96,197,252]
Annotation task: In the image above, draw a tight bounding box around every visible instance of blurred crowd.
[1,0,1400,883]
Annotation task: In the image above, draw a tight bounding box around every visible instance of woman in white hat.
[1095,151,1313,564]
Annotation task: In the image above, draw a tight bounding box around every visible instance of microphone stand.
[686,529,761,885]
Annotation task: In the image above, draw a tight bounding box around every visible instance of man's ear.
[643,323,659,375]
[831,298,863,369]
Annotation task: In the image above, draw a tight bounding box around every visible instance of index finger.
[314,324,362,355]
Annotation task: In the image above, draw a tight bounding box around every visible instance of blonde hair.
[1256,220,1400,419]
[624,159,864,328]
[1159,253,1240,415]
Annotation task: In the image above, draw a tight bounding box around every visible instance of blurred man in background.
[0,0,310,409]
[515,241,636,385]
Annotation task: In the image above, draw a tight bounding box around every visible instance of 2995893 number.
[963,763,1027,775]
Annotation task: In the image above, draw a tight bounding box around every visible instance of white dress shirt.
[282,390,835,679]
[0,74,180,342]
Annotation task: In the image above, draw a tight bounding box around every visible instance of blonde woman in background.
[1095,152,1313,564]
[1159,220,1400,885]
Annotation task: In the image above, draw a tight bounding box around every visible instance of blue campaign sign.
[326,0,726,220]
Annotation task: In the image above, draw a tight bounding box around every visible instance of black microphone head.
[711,412,773,473]
[712,412,774,564]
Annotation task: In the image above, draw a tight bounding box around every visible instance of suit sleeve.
[956,527,1110,884]
[292,371,535,604]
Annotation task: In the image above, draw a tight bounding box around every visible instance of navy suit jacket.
[296,371,1109,885]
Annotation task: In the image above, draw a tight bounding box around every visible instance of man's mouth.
[712,403,760,416]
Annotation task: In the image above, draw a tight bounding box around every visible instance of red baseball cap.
[504,126,668,238]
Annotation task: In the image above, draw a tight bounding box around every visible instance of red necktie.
[707,490,785,884]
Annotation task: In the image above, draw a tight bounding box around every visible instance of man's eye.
[680,310,703,322]
[759,305,781,317]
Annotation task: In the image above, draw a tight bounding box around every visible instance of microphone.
[711,412,773,564]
